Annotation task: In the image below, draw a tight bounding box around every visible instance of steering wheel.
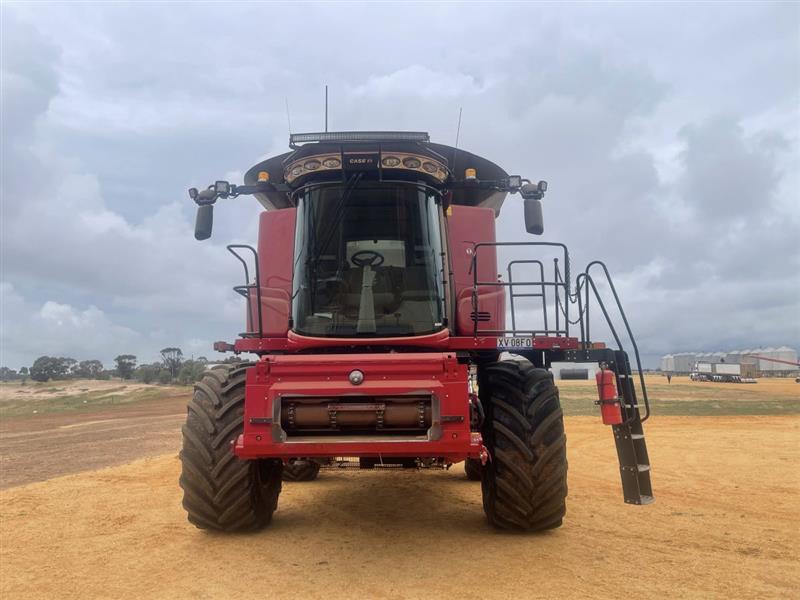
[351,250,385,268]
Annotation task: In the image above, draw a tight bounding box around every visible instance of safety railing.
[470,242,571,337]
[227,244,263,338]
[575,261,650,422]
[469,243,649,423]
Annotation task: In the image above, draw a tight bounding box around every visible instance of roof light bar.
[290,131,430,146]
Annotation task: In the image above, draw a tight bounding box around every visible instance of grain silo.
[661,354,675,372]
[673,353,696,374]
[725,350,742,364]
[757,348,780,372]
[775,346,799,372]
[738,351,758,374]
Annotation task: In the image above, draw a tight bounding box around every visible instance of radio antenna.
[285,97,292,136]
[324,85,329,132]
[452,106,463,167]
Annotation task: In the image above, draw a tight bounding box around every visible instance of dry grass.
[0,379,186,418]
[1,373,797,420]
[559,374,800,416]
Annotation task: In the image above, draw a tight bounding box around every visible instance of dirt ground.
[2,411,798,599]
[0,391,187,488]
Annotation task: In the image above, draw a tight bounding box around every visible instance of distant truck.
[690,362,755,383]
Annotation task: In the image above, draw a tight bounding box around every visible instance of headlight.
[382,156,401,167]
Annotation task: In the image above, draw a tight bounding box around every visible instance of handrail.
[227,245,263,338]
[470,241,571,337]
[507,259,547,333]
[578,262,650,422]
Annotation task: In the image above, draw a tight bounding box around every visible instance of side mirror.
[195,204,214,240]
[524,198,544,235]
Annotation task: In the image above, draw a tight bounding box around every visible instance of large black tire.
[179,363,282,531]
[478,360,568,531]
[464,458,482,481]
[282,459,321,482]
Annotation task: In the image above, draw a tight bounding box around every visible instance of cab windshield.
[292,182,445,337]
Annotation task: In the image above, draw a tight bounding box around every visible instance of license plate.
[496,337,533,349]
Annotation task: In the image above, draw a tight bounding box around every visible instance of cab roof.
[243,132,510,215]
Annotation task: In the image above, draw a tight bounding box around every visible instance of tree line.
[0,347,243,385]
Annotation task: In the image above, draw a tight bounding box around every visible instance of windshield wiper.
[306,173,363,314]
[309,172,363,267]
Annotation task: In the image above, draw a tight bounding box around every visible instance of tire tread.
[179,363,281,531]
[479,360,568,531]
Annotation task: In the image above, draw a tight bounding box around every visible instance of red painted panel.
[446,205,505,335]
[232,334,579,354]
[246,209,296,337]
[235,353,481,461]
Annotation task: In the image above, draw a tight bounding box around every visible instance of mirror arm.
[231,182,290,196]
[189,181,289,207]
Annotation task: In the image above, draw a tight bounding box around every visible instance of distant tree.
[29,357,48,382]
[196,356,209,364]
[114,355,137,380]
[30,356,68,382]
[221,356,244,364]
[157,370,173,385]
[160,347,183,378]
[19,367,29,384]
[0,367,17,382]
[178,360,207,385]
[60,358,78,377]
[134,363,161,385]
[76,360,104,379]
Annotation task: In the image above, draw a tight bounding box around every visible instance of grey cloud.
[679,117,783,217]
[1,2,798,370]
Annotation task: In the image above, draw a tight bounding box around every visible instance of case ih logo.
[343,153,378,170]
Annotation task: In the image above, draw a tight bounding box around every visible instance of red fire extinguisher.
[595,366,623,425]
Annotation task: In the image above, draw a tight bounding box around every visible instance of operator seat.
[341,266,402,313]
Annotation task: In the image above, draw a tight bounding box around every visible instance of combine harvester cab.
[180,131,653,533]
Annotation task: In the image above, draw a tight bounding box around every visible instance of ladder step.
[637,464,650,472]
[625,495,655,506]
[631,434,645,440]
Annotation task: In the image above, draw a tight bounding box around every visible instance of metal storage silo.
[759,347,778,372]
[738,349,758,366]
[725,350,742,364]
[674,353,696,374]
[776,346,799,372]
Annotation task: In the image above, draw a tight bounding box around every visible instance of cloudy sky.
[1,2,798,370]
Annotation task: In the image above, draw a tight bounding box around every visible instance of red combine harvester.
[181,131,653,532]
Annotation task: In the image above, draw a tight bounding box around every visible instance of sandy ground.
[2,414,798,599]
[0,391,188,488]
